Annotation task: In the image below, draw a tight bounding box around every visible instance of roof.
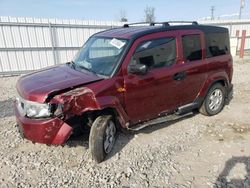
[95,24,229,40]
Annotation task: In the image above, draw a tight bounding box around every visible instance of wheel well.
[205,80,227,98]
[214,80,226,87]
[86,107,121,129]
[65,107,121,132]
[198,79,227,109]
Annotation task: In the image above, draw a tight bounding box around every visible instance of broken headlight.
[25,101,51,118]
[16,96,63,118]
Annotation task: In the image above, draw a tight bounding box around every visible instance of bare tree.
[119,9,128,22]
[144,6,155,23]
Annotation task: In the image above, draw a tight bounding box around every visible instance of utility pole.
[239,0,245,19]
[210,6,215,20]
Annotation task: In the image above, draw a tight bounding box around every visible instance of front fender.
[51,87,129,127]
[95,96,129,127]
[52,87,100,115]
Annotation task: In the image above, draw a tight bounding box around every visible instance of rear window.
[205,33,230,58]
[182,35,202,61]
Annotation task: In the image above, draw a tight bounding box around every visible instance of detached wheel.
[89,115,116,163]
[199,83,226,116]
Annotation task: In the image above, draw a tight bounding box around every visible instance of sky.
[0,0,249,22]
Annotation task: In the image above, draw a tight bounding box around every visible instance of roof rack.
[123,22,152,27]
[123,21,198,28]
[166,21,198,25]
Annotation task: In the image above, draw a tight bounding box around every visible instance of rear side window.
[182,35,202,61]
[205,33,230,58]
[131,37,176,69]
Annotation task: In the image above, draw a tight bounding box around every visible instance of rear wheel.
[89,115,116,163]
[199,83,226,116]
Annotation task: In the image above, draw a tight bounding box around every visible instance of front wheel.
[89,115,116,163]
[199,83,226,116]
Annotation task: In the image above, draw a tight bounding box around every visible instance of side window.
[205,33,230,58]
[131,37,176,69]
[182,35,202,61]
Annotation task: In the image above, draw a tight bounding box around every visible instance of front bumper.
[14,101,72,145]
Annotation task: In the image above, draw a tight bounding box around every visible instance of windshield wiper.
[77,64,98,76]
[77,64,91,72]
[89,69,99,76]
[66,61,76,69]
[69,61,102,77]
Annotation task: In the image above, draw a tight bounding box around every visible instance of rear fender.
[198,71,229,98]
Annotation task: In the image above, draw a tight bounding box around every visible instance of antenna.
[239,0,245,19]
[210,6,215,20]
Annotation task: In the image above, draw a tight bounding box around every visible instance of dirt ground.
[0,59,250,188]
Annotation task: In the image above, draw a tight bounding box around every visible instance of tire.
[199,83,226,116]
[89,115,116,163]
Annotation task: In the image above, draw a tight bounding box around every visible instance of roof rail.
[150,22,170,26]
[123,21,198,28]
[123,22,153,27]
[167,21,198,25]
[151,21,198,26]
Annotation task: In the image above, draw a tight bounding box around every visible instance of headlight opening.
[16,96,63,118]
[25,101,51,118]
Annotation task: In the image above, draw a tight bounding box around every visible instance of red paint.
[174,30,208,106]
[239,30,246,58]
[122,31,181,123]
[14,25,233,144]
[14,101,72,144]
[200,55,233,97]
[16,64,102,103]
[52,122,73,144]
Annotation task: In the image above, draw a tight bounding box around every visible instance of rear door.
[176,30,208,106]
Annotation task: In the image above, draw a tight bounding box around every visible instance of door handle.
[173,71,187,81]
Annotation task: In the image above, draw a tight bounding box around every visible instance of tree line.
[119,6,155,23]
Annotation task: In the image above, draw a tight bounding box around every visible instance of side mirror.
[128,64,148,75]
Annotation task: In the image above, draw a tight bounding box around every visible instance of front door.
[122,32,181,124]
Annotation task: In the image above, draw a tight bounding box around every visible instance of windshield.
[73,37,128,77]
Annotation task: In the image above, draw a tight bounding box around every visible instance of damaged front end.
[15,86,99,145]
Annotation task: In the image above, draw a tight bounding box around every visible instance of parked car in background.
[14,21,233,162]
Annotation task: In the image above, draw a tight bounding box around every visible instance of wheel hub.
[104,121,116,154]
[209,89,223,111]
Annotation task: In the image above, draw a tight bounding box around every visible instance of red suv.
[14,21,233,162]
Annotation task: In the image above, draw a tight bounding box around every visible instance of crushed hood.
[16,64,102,103]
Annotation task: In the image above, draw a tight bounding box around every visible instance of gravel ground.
[0,59,250,187]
